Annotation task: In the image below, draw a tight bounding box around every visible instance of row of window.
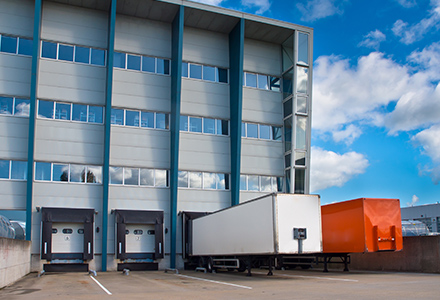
[114,52,170,75]
[178,171,229,190]
[41,40,106,66]
[37,100,103,124]
[243,72,280,91]
[180,115,229,136]
[111,108,169,130]
[182,62,228,83]
[35,162,102,184]
[240,174,282,192]
[0,96,30,117]
[0,34,32,56]
[0,160,27,180]
[242,122,282,141]
[109,167,168,187]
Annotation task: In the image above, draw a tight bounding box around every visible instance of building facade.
[0,0,313,271]
[401,203,440,233]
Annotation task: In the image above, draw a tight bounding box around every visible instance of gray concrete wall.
[0,237,31,289]
[349,236,440,273]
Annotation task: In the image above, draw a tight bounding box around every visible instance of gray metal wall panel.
[31,182,103,254]
[0,181,27,210]
[38,60,106,105]
[0,117,29,160]
[241,139,284,175]
[115,15,171,58]
[109,127,170,169]
[181,79,229,119]
[177,189,230,212]
[0,0,34,37]
[112,70,171,112]
[41,2,108,48]
[0,55,32,98]
[239,191,269,203]
[34,119,104,165]
[179,133,230,173]
[244,39,281,76]
[242,88,283,125]
[183,27,229,68]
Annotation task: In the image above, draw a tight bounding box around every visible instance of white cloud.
[392,0,440,44]
[332,124,362,145]
[296,0,348,22]
[396,0,417,8]
[242,0,271,14]
[310,147,369,192]
[407,195,420,206]
[358,30,386,50]
[412,124,440,183]
[190,0,225,6]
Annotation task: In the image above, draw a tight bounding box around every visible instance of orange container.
[322,198,403,253]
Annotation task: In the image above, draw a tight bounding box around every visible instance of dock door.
[40,207,95,272]
[115,210,164,271]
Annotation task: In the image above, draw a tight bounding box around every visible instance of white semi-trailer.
[183,193,322,275]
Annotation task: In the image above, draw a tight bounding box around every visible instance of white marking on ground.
[252,271,359,282]
[176,274,253,290]
[90,275,112,295]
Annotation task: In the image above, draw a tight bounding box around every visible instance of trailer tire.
[238,260,247,272]
[207,257,215,273]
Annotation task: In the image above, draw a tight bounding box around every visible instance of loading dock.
[40,207,95,272]
[114,209,164,271]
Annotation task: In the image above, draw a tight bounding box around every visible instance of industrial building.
[0,0,313,271]
[401,203,440,233]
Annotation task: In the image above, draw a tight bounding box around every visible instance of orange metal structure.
[322,198,403,253]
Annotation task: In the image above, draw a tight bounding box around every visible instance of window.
[245,73,257,88]
[38,100,54,119]
[87,166,102,183]
[75,46,90,64]
[296,116,307,150]
[111,108,124,125]
[283,69,293,99]
[297,97,307,114]
[216,119,228,136]
[14,99,30,116]
[257,74,268,90]
[178,171,188,188]
[88,106,103,123]
[297,66,308,94]
[124,168,139,185]
[294,169,305,194]
[1,36,17,54]
[217,68,228,83]
[155,170,168,187]
[298,33,309,66]
[189,117,202,133]
[259,125,271,140]
[41,41,57,59]
[0,97,12,115]
[240,174,281,192]
[0,160,10,179]
[58,44,74,61]
[125,110,140,127]
[272,127,282,141]
[157,58,170,75]
[18,38,32,56]
[142,56,155,73]
[203,173,217,189]
[203,65,215,81]
[182,62,189,78]
[246,123,258,138]
[109,167,123,185]
[284,117,292,152]
[190,64,202,79]
[283,98,292,118]
[70,164,85,183]
[114,52,126,68]
[140,169,154,186]
[141,111,154,128]
[189,172,202,189]
[11,161,27,180]
[178,171,229,190]
[295,151,306,166]
[55,102,71,120]
[127,54,141,71]
[35,162,51,181]
[91,48,105,66]
[203,118,215,134]
[180,115,188,131]
[156,113,169,129]
[53,163,69,182]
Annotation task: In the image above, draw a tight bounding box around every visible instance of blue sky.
[194,0,440,206]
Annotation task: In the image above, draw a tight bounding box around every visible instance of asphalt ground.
[1,268,440,300]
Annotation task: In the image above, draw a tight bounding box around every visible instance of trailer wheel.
[207,257,217,273]
[238,260,247,272]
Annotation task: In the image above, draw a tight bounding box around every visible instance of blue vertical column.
[169,5,184,270]
[26,0,42,241]
[229,19,244,207]
[101,0,117,272]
